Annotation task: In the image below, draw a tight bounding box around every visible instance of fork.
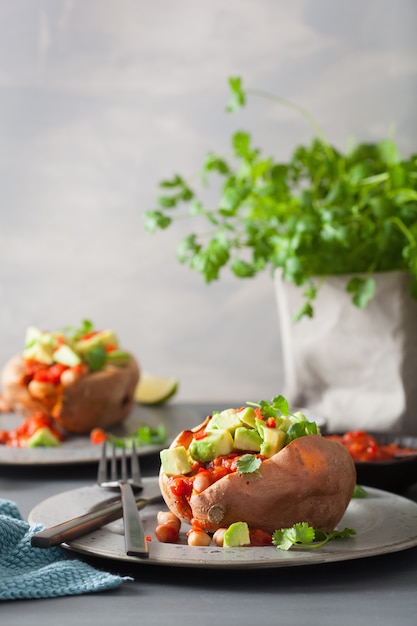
[98,440,149,558]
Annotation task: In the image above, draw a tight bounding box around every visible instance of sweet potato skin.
[159,432,356,533]
[1,354,139,434]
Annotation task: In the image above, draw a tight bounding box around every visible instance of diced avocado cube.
[27,427,61,448]
[260,441,273,457]
[255,417,266,438]
[291,411,307,421]
[238,407,257,429]
[160,446,192,476]
[189,430,234,463]
[53,345,82,367]
[23,342,54,365]
[260,427,286,457]
[223,522,250,547]
[206,409,242,434]
[233,426,262,452]
[24,326,43,347]
[276,415,291,432]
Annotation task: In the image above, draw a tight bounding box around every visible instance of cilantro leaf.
[352,484,368,498]
[286,420,318,443]
[272,523,356,550]
[235,454,262,474]
[110,424,167,448]
[248,394,289,420]
[61,319,95,342]
[85,345,107,372]
[226,76,246,112]
[346,277,376,308]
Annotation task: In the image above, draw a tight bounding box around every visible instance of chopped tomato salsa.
[23,359,72,386]
[89,428,107,445]
[326,430,417,462]
[166,450,264,523]
[0,412,64,447]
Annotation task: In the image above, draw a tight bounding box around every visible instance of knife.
[31,493,162,548]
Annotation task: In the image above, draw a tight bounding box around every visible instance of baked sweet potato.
[0,321,140,435]
[159,405,357,534]
[1,353,139,434]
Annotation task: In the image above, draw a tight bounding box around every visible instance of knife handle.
[31,501,123,547]
[30,495,160,548]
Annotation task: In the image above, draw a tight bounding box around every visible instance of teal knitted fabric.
[0,499,131,600]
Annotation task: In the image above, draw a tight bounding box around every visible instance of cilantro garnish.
[247,394,290,418]
[85,345,107,372]
[286,420,318,443]
[272,522,356,551]
[110,424,167,449]
[62,319,95,342]
[247,394,319,443]
[235,454,262,474]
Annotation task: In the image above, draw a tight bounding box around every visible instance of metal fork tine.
[96,438,148,557]
[110,442,117,481]
[97,441,108,485]
[121,444,128,482]
[130,442,142,488]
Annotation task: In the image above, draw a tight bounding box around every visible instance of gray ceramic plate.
[29,477,417,569]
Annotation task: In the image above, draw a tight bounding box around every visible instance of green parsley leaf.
[235,454,262,474]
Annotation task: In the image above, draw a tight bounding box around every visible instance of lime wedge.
[134,372,178,405]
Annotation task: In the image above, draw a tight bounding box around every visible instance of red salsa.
[0,412,64,447]
[325,430,417,462]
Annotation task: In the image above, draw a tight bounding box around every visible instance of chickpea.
[193,472,211,494]
[187,529,211,547]
[212,528,227,547]
[155,523,180,544]
[157,511,181,531]
[27,380,56,400]
[60,367,82,387]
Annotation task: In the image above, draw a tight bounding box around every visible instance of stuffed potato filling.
[160,401,321,522]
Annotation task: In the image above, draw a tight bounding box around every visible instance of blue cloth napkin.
[0,499,131,600]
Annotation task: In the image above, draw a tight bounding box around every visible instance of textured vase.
[274,270,417,435]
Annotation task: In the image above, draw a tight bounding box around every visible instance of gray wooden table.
[1,403,417,626]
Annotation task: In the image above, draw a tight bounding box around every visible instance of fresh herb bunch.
[145,77,417,318]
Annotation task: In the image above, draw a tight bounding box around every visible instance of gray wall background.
[0,0,416,404]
